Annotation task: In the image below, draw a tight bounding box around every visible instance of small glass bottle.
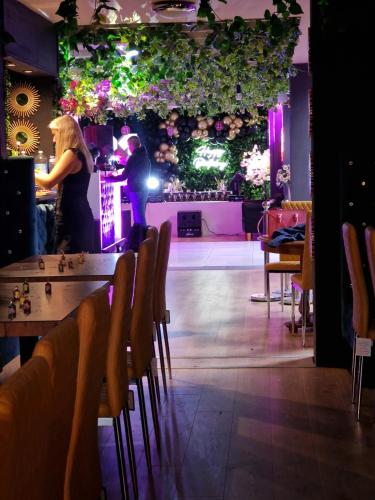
[34,150,48,174]
[13,286,21,301]
[78,252,84,264]
[8,299,16,320]
[45,282,52,295]
[58,260,64,272]
[68,258,74,269]
[19,292,27,309]
[39,258,45,270]
[23,279,30,294]
[23,297,31,315]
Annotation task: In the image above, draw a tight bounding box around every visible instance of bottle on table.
[13,286,20,301]
[23,279,30,294]
[34,150,48,174]
[45,282,52,294]
[8,300,16,320]
[23,297,31,315]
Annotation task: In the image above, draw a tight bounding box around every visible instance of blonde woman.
[35,115,95,253]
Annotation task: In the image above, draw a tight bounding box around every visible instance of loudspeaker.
[0,157,37,267]
[177,211,202,237]
[242,201,264,233]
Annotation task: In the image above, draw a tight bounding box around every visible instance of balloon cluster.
[159,111,180,138]
[191,116,215,139]
[222,115,244,140]
[154,143,178,164]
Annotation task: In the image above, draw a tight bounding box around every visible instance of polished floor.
[100,239,375,499]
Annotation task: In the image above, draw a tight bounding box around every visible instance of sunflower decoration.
[7,83,41,117]
[7,120,40,155]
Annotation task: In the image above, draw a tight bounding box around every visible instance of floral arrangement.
[276,163,291,187]
[240,146,270,199]
[55,1,301,122]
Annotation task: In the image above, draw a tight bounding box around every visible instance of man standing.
[122,135,151,226]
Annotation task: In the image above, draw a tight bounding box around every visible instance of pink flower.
[69,80,78,90]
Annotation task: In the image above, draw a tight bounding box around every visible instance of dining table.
[0,281,108,337]
[0,253,122,283]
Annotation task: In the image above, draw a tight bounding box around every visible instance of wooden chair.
[33,317,79,500]
[99,251,136,500]
[265,256,301,317]
[0,356,52,500]
[343,223,375,420]
[365,226,375,296]
[291,211,313,347]
[64,287,110,500]
[153,220,173,394]
[128,237,161,473]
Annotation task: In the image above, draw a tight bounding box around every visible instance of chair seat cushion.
[265,261,301,272]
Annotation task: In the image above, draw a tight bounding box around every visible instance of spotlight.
[147,176,160,190]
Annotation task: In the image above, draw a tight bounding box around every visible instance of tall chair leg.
[291,286,296,334]
[302,291,308,347]
[266,272,271,318]
[162,319,172,380]
[113,416,130,500]
[281,274,284,312]
[351,336,358,404]
[151,342,161,404]
[122,407,138,498]
[146,367,161,451]
[136,378,152,473]
[155,322,168,396]
[357,356,364,421]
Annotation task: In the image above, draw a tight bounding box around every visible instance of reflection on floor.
[101,368,375,500]
[101,239,375,499]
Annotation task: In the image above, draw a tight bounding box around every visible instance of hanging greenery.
[55,0,302,122]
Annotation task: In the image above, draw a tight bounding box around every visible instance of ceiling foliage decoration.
[56,0,303,123]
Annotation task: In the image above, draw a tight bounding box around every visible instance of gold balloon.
[234,118,243,127]
[235,128,241,134]
[207,118,214,126]
[198,120,208,130]
[229,123,236,129]
[159,123,166,129]
[173,126,179,136]
[191,130,199,138]
[160,143,169,152]
[165,152,174,162]
[202,129,209,137]
[170,111,179,121]
[223,116,232,125]
[229,114,236,121]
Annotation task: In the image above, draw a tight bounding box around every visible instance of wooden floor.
[100,264,375,499]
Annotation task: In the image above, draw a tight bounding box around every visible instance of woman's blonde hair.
[49,115,94,173]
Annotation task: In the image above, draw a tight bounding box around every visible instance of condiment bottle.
[45,282,52,294]
[23,297,31,315]
[8,299,16,320]
[13,286,20,301]
[23,279,30,294]
[39,258,45,270]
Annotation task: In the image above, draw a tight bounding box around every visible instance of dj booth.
[121,200,245,237]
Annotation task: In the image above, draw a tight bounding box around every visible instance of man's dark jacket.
[122,146,151,192]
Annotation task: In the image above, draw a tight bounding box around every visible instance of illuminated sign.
[193,145,227,170]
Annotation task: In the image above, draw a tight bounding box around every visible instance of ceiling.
[19,0,309,63]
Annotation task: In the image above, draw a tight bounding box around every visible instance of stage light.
[147,176,160,190]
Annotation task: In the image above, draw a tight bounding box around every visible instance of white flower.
[242,146,270,187]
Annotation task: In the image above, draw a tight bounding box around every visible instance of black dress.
[55,148,95,253]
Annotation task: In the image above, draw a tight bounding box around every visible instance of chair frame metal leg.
[136,378,152,473]
[302,291,308,347]
[266,271,271,318]
[151,342,161,404]
[357,356,364,421]
[162,318,172,380]
[351,336,358,404]
[280,273,284,312]
[113,416,130,500]
[146,366,161,450]
[291,286,296,334]
[155,321,168,396]
[122,406,138,498]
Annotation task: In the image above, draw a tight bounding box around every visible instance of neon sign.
[193,145,227,170]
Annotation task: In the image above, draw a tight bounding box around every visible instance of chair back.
[105,251,135,416]
[0,356,51,500]
[129,237,156,378]
[146,225,159,244]
[365,226,375,297]
[33,317,79,500]
[281,200,312,211]
[342,222,369,337]
[64,287,110,500]
[300,210,313,290]
[153,220,172,322]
